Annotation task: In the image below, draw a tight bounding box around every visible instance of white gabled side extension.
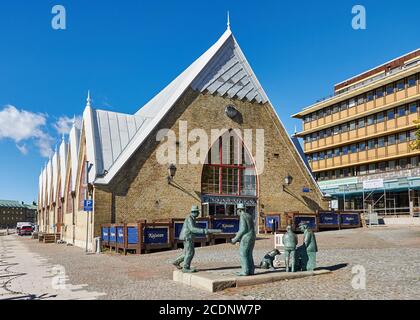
[69,120,81,192]
[46,158,53,206]
[52,150,59,204]
[38,170,43,209]
[59,136,68,198]
[42,165,47,208]
[83,92,103,183]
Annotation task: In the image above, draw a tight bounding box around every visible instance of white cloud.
[53,115,82,135]
[34,131,55,158]
[16,144,29,155]
[0,105,53,157]
[0,105,83,158]
[0,105,46,141]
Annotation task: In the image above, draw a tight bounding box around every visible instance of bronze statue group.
[173,204,318,276]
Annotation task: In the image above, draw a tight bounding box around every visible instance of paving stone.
[1,226,419,300]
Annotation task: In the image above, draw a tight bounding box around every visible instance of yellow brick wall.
[94,89,327,225]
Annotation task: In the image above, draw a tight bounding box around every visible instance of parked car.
[18,225,33,236]
[16,222,33,233]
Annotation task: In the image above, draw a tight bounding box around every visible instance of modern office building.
[293,49,420,215]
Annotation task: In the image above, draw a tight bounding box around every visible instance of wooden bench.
[39,233,60,244]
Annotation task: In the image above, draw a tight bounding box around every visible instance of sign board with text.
[83,199,93,212]
[318,211,340,228]
[143,227,169,245]
[363,179,384,190]
[340,213,361,228]
[212,218,240,234]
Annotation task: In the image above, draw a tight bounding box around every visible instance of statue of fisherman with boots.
[172,205,221,273]
[283,225,298,272]
[231,203,257,276]
[297,223,318,271]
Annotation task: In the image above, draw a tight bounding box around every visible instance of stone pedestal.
[173,268,331,293]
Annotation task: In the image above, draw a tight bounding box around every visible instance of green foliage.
[410,119,420,151]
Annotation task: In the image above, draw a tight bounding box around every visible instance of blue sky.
[0,0,419,203]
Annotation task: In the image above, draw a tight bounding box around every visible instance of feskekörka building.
[37,23,327,250]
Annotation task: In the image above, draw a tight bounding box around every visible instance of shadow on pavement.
[316,263,348,272]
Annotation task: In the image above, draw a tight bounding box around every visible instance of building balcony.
[304,112,418,153]
[310,142,420,172]
[301,87,420,134]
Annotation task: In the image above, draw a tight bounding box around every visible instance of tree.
[410,120,420,150]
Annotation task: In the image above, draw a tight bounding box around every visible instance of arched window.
[201,131,257,197]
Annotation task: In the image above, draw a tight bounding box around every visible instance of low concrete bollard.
[94,237,101,254]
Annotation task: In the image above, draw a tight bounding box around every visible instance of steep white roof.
[94,109,151,174]
[52,151,59,203]
[69,121,81,192]
[136,29,267,119]
[59,137,68,198]
[96,28,268,184]
[46,159,52,205]
[38,171,43,208]
[42,166,47,208]
[191,34,268,103]
[82,106,152,183]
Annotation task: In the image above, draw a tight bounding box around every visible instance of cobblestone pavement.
[2,226,420,300]
[0,235,105,300]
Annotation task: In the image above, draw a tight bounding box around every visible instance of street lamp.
[167,164,177,184]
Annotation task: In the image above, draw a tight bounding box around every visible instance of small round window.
[225,105,238,118]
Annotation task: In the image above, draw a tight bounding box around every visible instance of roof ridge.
[95,28,275,184]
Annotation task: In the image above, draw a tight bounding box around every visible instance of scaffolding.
[337,184,417,217]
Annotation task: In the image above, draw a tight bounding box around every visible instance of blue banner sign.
[127,227,139,245]
[318,212,339,226]
[144,228,169,245]
[84,199,93,212]
[265,216,280,229]
[212,219,240,234]
[174,221,208,240]
[109,227,116,242]
[117,227,124,244]
[294,216,317,230]
[340,213,360,226]
[101,227,110,241]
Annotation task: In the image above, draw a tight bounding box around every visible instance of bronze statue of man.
[172,205,221,273]
[298,223,318,271]
[231,203,256,276]
[283,225,298,272]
